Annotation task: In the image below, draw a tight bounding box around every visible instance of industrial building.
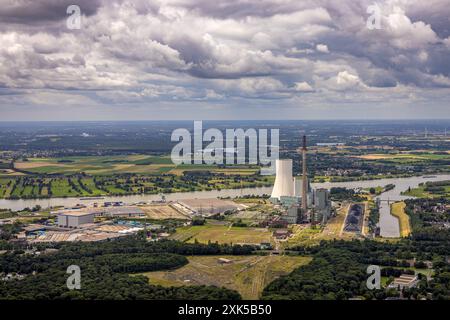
[56,211,95,228]
[271,136,333,225]
[53,206,146,220]
[270,159,312,207]
[313,188,332,223]
[280,205,301,224]
[97,206,145,218]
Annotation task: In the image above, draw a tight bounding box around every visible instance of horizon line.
[1,119,450,122]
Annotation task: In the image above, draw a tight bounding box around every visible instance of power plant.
[270,135,332,224]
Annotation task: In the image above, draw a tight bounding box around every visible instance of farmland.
[0,173,273,199]
[0,155,273,199]
[140,255,312,299]
[12,155,263,176]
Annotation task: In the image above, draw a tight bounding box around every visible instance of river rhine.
[1,174,449,238]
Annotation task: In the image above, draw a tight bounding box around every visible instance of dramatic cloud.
[0,0,449,120]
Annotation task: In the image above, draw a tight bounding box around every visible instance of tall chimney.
[301,135,308,214]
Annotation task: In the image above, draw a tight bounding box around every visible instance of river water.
[1,174,449,237]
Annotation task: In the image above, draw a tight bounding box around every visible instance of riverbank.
[1,174,449,238]
[390,202,411,237]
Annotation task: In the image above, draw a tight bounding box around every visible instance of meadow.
[0,154,273,199]
[169,224,274,245]
[140,254,312,299]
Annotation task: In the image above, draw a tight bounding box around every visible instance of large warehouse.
[99,206,145,218]
[56,211,95,228]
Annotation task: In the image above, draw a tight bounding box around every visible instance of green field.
[170,224,274,245]
[0,173,273,199]
[139,254,312,299]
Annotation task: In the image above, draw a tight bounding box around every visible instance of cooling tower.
[271,159,294,199]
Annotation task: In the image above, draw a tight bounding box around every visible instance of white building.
[56,211,95,228]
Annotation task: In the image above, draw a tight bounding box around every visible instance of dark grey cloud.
[0,0,449,120]
[0,0,102,24]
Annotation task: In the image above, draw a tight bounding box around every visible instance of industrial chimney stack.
[301,135,308,215]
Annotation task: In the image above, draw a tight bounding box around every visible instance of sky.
[0,0,450,120]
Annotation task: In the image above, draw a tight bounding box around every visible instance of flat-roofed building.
[100,206,145,218]
[387,274,419,290]
[280,205,300,224]
[56,211,95,228]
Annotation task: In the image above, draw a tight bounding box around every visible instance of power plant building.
[313,188,332,223]
[280,205,301,224]
[270,136,333,225]
[270,155,312,209]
